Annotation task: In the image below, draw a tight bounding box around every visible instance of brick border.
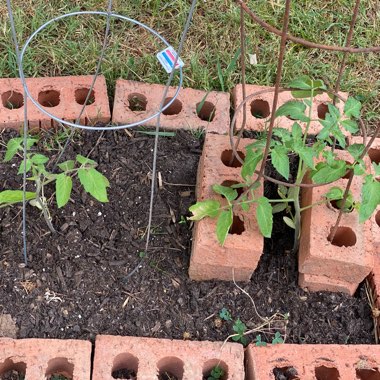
[92,335,244,379]
[0,75,111,131]
[0,338,91,380]
[112,79,230,134]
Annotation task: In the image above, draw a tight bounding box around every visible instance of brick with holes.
[112,79,230,134]
[299,149,373,289]
[0,338,91,380]
[0,75,110,131]
[245,343,380,379]
[189,133,264,281]
[232,84,348,137]
[92,335,244,379]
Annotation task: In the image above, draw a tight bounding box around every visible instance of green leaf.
[256,196,273,238]
[325,186,344,200]
[341,119,359,133]
[4,137,38,162]
[271,146,290,180]
[272,331,284,345]
[347,143,365,160]
[289,76,313,90]
[311,160,347,184]
[76,154,96,166]
[58,160,75,171]
[359,175,380,222]
[291,122,303,140]
[188,200,220,220]
[241,148,263,180]
[273,128,292,142]
[373,162,380,177]
[17,159,32,175]
[56,173,73,208]
[275,101,309,122]
[353,162,366,176]
[289,76,326,98]
[216,209,233,246]
[255,334,267,347]
[272,203,287,214]
[212,184,238,202]
[283,216,295,229]
[295,145,315,170]
[78,168,109,202]
[136,130,176,137]
[217,60,224,92]
[344,97,361,118]
[31,154,49,165]
[0,190,36,204]
[240,194,250,212]
[219,308,232,321]
[327,104,340,119]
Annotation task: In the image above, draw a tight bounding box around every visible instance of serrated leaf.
[275,101,309,122]
[296,146,315,169]
[31,154,48,165]
[327,103,341,119]
[341,119,359,133]
[271,146,290,180]
[291,122,303,140]
[311,160,347,184]
[0,190,36,204]
[58,160,75,171]
[344,97,361,118]
[212,184,238,202]
[240,194,250,212]
[241,148,263,180]
[347,143,365,160]
[353,162,365,175]
[76,154,96,166]
[273,128,292,142]
[256,196,273,238]
[359,175,380,222]
[78,168,109,202]
[373,162,380,177]
[188,200,220,220]
[56,173,72,208]
[272,203,287,214]
[216,209,233,246]
[289,76,313,90]
[17,159,32,175]
[4,137,38,162]
[325,186,344,200]
[283,216,295,229]
[289,77,326,98]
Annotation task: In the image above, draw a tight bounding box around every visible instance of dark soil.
[0,129,375,345]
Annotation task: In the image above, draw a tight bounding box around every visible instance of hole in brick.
[162,98,182,116]
[356,368,380,380]
[250,99,270,119]
[157,357,184,380]
[38,90,60,107]
[127,93,147,112]
[328,226,356,247]
[221,180,244,198]
[75,88,95,105]
[318,103,329,120]
[45,357,74,380]
[196,101,216,122]
[111,353,138,379]
[0,358,26,380]
[368,148,380,164]
[1,91,24,109]
[376,211,380,228]
[273,366,299,380]
[220,150,245,168]
[229,215,245,235]
[315,365,340,380]
[202,359,228,380]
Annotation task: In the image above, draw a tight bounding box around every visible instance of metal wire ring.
[18,11,183,130]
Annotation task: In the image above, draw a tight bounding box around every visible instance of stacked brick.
[232,84,348,137]
[0,338,91,380]
[298,149,373,295]
[0,75,111,131]
[246,343,380,379]
[189,134,264,281]
[112,79,230,134]
[92,335,244,379]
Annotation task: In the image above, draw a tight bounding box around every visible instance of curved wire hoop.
[19,11,184,130]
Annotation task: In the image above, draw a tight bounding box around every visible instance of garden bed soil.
[0,129,375,345]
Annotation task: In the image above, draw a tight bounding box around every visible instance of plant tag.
[249,53,257,65]
[157,46,184,73]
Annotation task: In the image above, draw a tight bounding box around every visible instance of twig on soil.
[365,279,379,344]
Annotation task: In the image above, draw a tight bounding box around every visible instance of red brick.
[92,335,244,379]
[112,79,230,134]
[232,84,348,136]
[245,343,380,379]
[0,76,111,131]
[189,134,264,281]
[299,149,373,285]
[299,272,359,295]
[0,338,91,380]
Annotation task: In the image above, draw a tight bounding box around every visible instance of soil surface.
[0,129,375,345]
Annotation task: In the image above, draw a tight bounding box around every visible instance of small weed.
[207,365,224,380]
[254,334,267,347]
[232,318,248,345]
[219,308,232,321]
